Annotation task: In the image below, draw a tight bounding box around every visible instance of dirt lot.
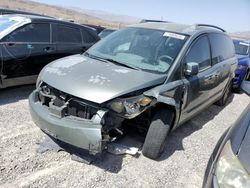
[0,85,249,188]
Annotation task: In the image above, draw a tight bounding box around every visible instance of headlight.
[215,140,250,188]
[109,95,153,116]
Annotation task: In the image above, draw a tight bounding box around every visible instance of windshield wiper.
[84,52,108,63]
[103,58,141,71]
[85,52,140,71]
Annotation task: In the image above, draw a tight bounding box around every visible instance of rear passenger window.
[81,29,96,43]
[53,24,82,43]
[186,35,211,71]
[209,33,235,64]
[6,23,50,43]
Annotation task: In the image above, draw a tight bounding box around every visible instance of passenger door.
[1,23,56,78]
[179,35,217,123]
[52,24,84,59]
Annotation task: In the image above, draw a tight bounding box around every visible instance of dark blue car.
[233,39,250,90]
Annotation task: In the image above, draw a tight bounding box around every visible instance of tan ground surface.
[0,85,249,187]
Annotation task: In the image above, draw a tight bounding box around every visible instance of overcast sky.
[33,0,250,32]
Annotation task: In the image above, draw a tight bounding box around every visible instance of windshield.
[0,16,18,32]
[233,40,249,55]
[87,27,187,73]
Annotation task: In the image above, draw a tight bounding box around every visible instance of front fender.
[157,95,177,107]
[144,80,184,129]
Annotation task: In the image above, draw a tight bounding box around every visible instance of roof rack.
[195,24,226,32]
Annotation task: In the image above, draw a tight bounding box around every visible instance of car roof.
[130,22,225,35]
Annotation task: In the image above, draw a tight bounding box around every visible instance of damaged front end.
[29,82,154,155]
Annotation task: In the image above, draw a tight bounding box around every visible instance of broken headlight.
[108,95,153,116]
[215,140,250,188]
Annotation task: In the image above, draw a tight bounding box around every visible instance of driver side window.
[186,35,212,72]
[4,23,50,43]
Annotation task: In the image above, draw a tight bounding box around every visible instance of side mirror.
[241,80,250,96]
[184,62,199,76]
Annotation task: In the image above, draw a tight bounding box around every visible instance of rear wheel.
[142,109,174,159]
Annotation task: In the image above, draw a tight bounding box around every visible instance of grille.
[67,99,98,119]
[38,83,98,120]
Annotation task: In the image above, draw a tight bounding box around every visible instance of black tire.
[216,81,232,106]
[142,109,174,159]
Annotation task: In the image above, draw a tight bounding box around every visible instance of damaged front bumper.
[29,90,107,155]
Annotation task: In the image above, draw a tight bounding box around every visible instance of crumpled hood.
[40,54,166,104]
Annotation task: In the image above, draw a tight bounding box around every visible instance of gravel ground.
[0,85,250,188]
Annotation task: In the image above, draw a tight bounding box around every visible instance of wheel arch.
[152,98,181,130]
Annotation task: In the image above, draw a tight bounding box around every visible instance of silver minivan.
[29,22,237,159]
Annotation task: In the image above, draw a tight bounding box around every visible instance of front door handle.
[7,42,15,46]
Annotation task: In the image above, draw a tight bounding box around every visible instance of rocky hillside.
[0,0,249,38]
[230,31,250,40]
[0,0,132,28]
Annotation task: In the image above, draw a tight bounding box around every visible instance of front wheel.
[142,109,174,159]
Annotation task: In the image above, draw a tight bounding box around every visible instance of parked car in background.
[98,28,116,39]
[0,14,100,88]
[83,24,105,34]
[203,80,250,188]
[29,22,237,160]
[232,39,250,90]
[0,7,51,17]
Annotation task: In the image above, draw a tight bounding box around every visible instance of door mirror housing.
[240,81,250,96]
[184,62,199,76]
